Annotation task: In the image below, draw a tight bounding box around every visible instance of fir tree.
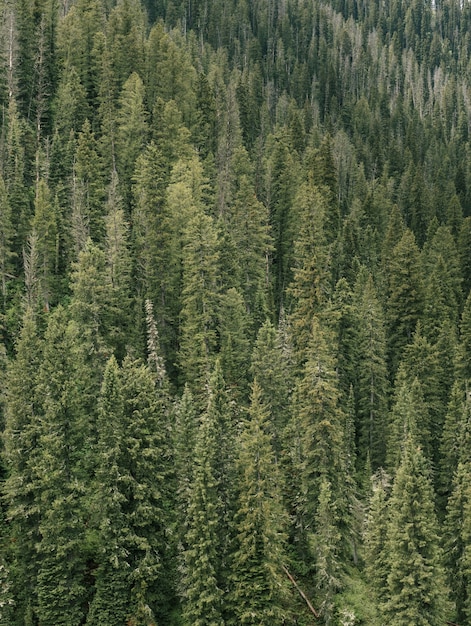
[2,308,43,624]
[228,380,288,625]
[386,229,424,374]
[382,435,450,626]
[34,308,92,626]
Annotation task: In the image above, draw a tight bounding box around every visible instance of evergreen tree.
[32,179,59,311]
[0,175,14,300]
[228,380,288,625]
[352,273,389,469]
[386,228,424,373]
[311,479,342,625]
[181,390,224,626]
[34,308,92,626]
[218,287,251,402]
[288,181,329,362]
[86,356,130,626]
[116,71,148,207]
[250,319,293,459]
[382,435,450,626]
[73,119,106,243]
[438,382,467,509]
[443,404,471,623]
[364,471,391,614]
[178,209,221,394]
[289,316,352,570]
[2,308,43,624]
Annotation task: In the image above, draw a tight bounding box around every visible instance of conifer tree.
[382,435,449,626]
[34,308,92,626]
[443,404,471,622]
[288,181,329,362]
[178,209,221,394]
[438,382,468,510]
[86,356,130,626]
[386,228,424,373]
[364,471,391,614]
[289,316,352,569]
[250,319,293,458]
[311,479,342,625]
[103,170,133,357]
[387,370,431,470]
[121,355,175,623]
[181,391,224,626]
[0,175,14,300]
[73,119,106,242]
[32,179,59,311]
[228,380,288,625]
[353,272,389,469]
[174,384,198,543]
[116,71,148,206]
[2,308,43,624]
[218,287,251,402]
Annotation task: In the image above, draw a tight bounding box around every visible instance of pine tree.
[86,356,130,626]
[386,228,424,374]
[352,273,389,469]
[34,308,93,626]
[2,308,43,624]
[289,316,352,570]
[382,435,449,626]
[178,209,221,394]
[250,319,293,459]
[228,380,288,625]
[288,181,330,362]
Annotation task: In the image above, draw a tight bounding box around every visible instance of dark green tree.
[382,435,450,626]
[228,380,289,625]
[352,273,389,469]
[34,308,93,626]
[386,228,424,374]
[178,208,220,394]
[2,308,43,624]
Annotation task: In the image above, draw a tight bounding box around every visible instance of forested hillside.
[0,0,471,623]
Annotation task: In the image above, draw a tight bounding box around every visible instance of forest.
[1,0,471,624]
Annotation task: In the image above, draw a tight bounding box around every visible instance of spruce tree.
[86,356,130,626]
[250,319,293,459]
[181,393,224,626]
[352,272,389,469]
[289,316,353,570]
[228,380,288,625]
[288,181,329,362]
[386,228,424,373]
[2,308,43,624]
[0,175,14,300]
[382,435,449,626]
[178,209,221,394]
[34,308,92,626]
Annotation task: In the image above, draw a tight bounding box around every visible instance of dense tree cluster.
[0,0,471,623]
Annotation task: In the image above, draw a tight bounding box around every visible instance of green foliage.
[4,0,471,622]
[382,437,450,626]
[228,381,289,624]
